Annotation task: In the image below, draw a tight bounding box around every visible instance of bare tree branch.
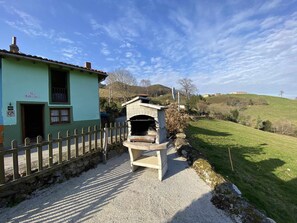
[106,69,137,102]
[178,78,198,99]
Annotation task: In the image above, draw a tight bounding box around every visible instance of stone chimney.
[85,62,91,69]
[9,36,19,53]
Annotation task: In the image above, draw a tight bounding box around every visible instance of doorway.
[22,104,44,140]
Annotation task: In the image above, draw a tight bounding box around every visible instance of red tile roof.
[0,49,108,80]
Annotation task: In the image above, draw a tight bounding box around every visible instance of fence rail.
[0,122,128,186]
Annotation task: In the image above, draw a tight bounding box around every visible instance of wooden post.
[48,134,53,167]
[0,148,5,184]
[228,147,234,172]
[123,122,127,140]
[66,130,71,160]
[11,140,20,180]
[119,122,122,141]
[82,127,85,154]
[58,132,62,164]
[88,126,92,152]
[74,129,78,157]
[109,123,113,144]
[37,136,43,171]
[94,125,98,150]
[100,129,104,149]
[115,122,118,143]
[25,137,32,175]
[103,125,108,163]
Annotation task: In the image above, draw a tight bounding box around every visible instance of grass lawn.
[188,119,297,223]
[207,94,297,126]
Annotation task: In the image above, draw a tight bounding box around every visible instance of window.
[50,108,70,124]
[50,69,69,103]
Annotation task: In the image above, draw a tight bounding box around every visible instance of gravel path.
[0,148,233,223]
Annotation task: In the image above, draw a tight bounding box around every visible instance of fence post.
[58,132,62,164]
[103,124,108,163]
[66,130,71,160]
[48,134,53,167]
[82,127,85,154]
[115,122,118,143]
[109,123,113,144]
[0,146,5,184]
[74,129,78,157]
[88,126,92,152]
[124,122,127,140]
[119,122,122,141]
[37,136,43,171]
[11,140,20,180]
[100,126,104,149]
[94,125,98,150]
[25,137,31,175]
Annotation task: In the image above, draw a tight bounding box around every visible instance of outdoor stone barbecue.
[122,96,168,181]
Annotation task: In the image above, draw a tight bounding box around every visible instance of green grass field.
[207,94,297,126]
[188,119,297,223]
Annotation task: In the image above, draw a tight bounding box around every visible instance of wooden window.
[50,69,69,103]
[50,108,70,124]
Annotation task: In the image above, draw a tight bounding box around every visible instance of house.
[0,37,107,147]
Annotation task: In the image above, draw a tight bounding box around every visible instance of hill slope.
[99,84,171,99]
[188,119,297,223]
[206,94,297,126]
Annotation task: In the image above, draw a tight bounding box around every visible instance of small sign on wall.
[7,110,15,117]
[7,103,15,117]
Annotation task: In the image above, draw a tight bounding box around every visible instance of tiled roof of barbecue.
[0,49,108,80]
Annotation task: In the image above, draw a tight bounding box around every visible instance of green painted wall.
[0,58,3,125]
[2,59,49,126]
[69,70,100,121]
[1,58,101,147]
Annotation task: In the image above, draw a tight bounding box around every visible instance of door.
[22,104,44,140]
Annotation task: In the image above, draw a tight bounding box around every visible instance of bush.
[255,117,273,132]
[228,109,239,122]
[273,120,297,136]
[165,103,190,136]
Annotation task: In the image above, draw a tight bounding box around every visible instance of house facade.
[0,38,107,147]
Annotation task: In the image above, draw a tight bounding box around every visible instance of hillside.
[188,119,297,223]
[99,84,171,99]
[206,94,297,127]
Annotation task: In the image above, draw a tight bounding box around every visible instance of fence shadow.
[0,154,142,223]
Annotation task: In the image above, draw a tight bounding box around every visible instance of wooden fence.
[0,122,128,186]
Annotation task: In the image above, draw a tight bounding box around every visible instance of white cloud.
[125,52,133,58]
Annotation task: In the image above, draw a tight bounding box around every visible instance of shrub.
[165,103,190,136]
[273,120,297,136]
[229,109,239,122]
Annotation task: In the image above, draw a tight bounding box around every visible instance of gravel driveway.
[0,148,233,223]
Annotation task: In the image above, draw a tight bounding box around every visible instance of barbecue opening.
[129,115,157,143]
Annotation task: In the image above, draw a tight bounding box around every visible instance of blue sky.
[0,0,297,98]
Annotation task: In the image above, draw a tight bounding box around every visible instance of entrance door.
[22,104,44,140]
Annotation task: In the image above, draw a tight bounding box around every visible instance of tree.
[106,69,137,102]
[178,78,198,99]
[140,79,151,94]
[280,90,284,97]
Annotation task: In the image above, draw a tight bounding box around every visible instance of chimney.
[9,36,19,53]
[85,62,91,69]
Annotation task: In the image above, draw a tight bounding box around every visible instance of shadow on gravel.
[0,155,143,223]
[168,191,232,223]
